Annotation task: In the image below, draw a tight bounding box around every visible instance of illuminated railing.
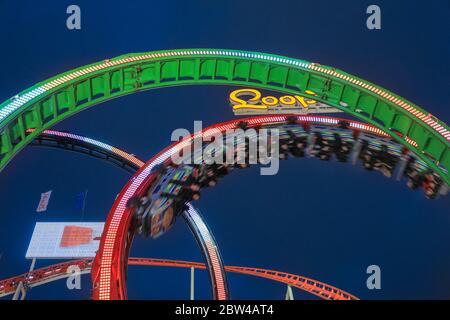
[0,257,358,300]
[2,50,448,143]
[27,128,145,169]
[0,49,448,184]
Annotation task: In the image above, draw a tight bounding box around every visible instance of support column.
[12,258,36,300]
[285,285,294,300]
[190,267,195,300]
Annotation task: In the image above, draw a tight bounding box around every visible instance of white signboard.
[26,222,104,259]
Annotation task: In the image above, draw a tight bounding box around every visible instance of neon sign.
[229,88,341,115]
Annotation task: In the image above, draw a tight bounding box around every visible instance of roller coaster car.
[359,140,377,170]
[197,164,230,187]
[333,133,353,162]
[141,165,199,239]
[406,171,424,190]
[373,145,398,178]
[422,171,443,199]
[284,130,307,158]
[404,162,443,198]
[359,142,398,177]
[310,132,333,161]
[279,137,290,160]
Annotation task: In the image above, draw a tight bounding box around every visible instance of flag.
[74,190,88,211]
[36,190,52,212]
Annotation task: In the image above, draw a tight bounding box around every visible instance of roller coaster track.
[28,128,144,173]
[24,121,409,300]
[24,128,229,300]
[93,114,434,300]
[27,123,395,300]
[0,257,358,300]
[1,49,447,300]
[0,49,448,184]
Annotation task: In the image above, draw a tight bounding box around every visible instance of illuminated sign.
[229,88,342,115]
[25,222,104,259]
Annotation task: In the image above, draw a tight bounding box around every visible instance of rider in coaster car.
[167,173,201,192]
[278,137,289,160]
[177,188,201,201]
[199,166,219,188]
[232,139,250,168]
[286,130,307,158]
[309,132,321,157]
[198,164,231,188]
[373,145,397,178]
[422,171,442,199]
[333,133,352,162]
[311,132,332,161]
[244,137,259,164]
[404,158,424,190]
[359,140,376,170]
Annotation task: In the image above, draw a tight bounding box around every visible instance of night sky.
[0,0,449,300]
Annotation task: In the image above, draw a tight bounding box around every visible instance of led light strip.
[308,63,450,141]
[98,120,237,299]
[1,50,448,144]
[96,114,404,299]
[185,204,227,299]
[27,129,145,168]
[25,128,246,300]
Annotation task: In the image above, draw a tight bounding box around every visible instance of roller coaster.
[2,124,358,300]
[0,49,448,300]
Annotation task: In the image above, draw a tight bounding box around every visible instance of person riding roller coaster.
[422,171,443,200]
[167,163,231,203]
[310,132,333,161]
[280,130,307,158]
[404,157,443,199]
[359,140,375,171]
[333,133,353,163]
[359,140,397,178]
[129,121,446,238]
[201,164,230,187]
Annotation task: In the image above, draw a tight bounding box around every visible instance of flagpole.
[80,189,88,222]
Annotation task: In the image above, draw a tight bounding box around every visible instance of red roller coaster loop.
[93,114,397,300]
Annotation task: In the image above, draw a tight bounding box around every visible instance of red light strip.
[94,115,394,300]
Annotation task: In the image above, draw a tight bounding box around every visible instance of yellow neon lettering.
[230,88,318,111]
[279,95,297,106]
[305,90,318,104]
[261,96,278,106]
[229,89,267,110]
[294,95,309,108]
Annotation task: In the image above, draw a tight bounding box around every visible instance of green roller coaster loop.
[0,49,449,184]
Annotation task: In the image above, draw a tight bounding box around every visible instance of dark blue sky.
[0,0,449,300]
